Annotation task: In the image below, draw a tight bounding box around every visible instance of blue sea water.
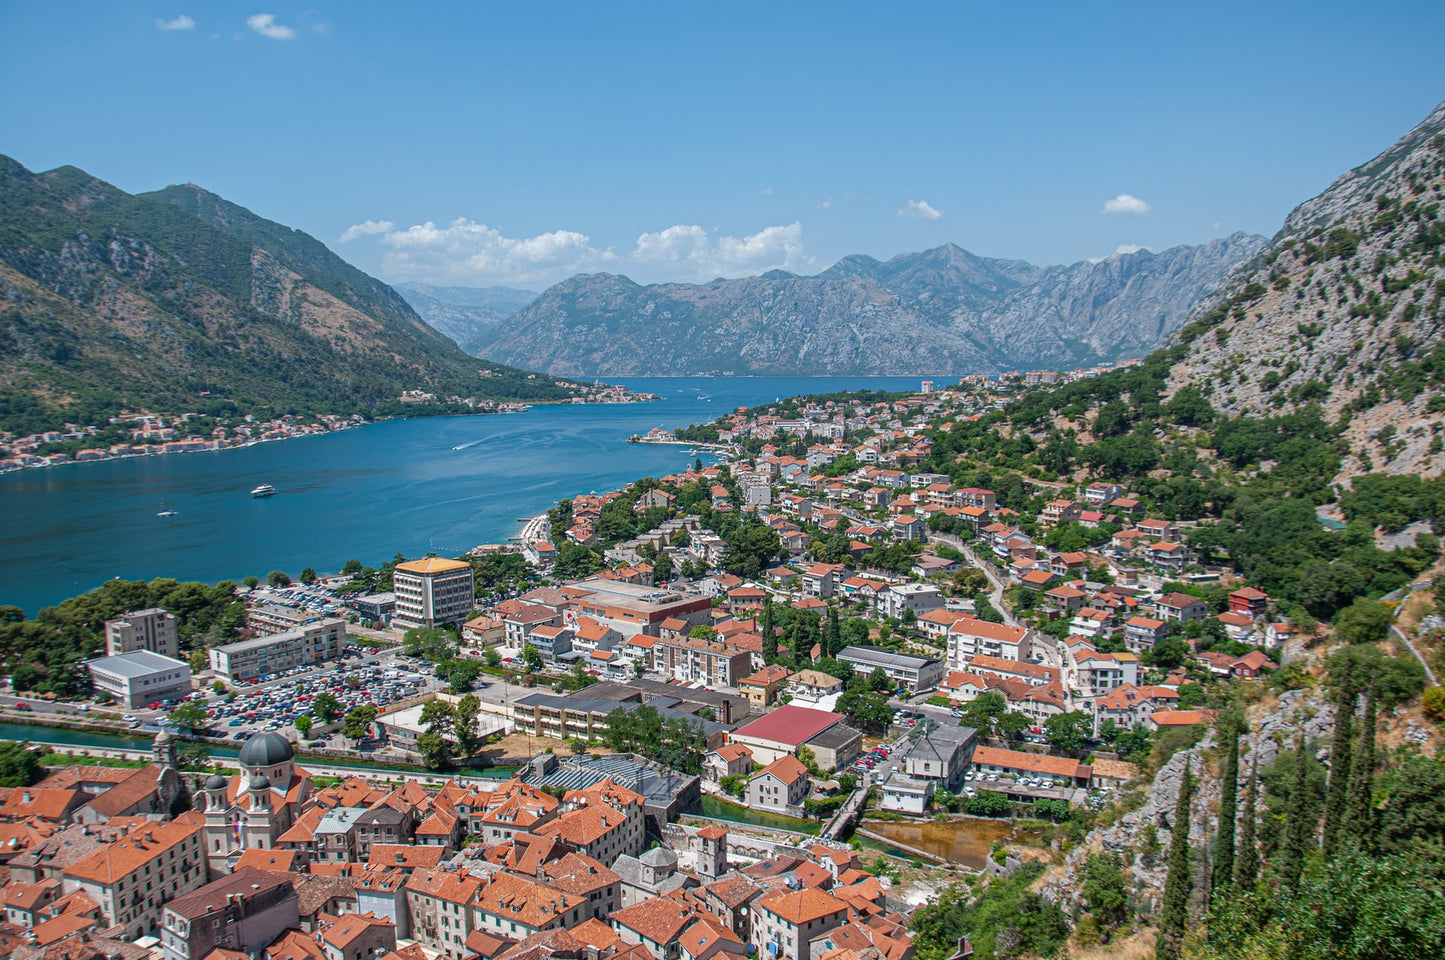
[0,376,937,615]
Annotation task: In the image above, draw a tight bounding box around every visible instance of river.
[859,817,1030,869]
[0,376,937,614]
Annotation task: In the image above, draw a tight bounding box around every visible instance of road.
[1387,579,1439,686]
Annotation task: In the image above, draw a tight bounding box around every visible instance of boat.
[251,484,277,498]
[157,507,178,518]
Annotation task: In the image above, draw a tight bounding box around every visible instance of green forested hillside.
[0,157,581,436]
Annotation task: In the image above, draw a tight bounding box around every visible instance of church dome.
[206,773,228,791]
[238,731,295,768]
[249,774,271,792]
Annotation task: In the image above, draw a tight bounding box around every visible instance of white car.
[122,714,137,722]
[988,773,999,781]
[964,786,977,797]
[964,771,974,781]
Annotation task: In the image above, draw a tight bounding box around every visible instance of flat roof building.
[393,558,474,629]
[209,618,345,682]
[104,608,178,658]
[837,645,945,693]
[87,650,192,709]
[562,577,713,639]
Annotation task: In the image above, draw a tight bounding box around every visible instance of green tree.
[0,741,43,788]
[313,691,342,723]
[996,712,1030,743]
[1081,853,1130,936]
[1043,711,1092,757]
[483,647,502,667]
[761,597,778,661]
[341,558,363,576]
[417,731,451,770]
[1322,659,1356,857]
[295,715,312,739]
[868,667,893,693]
[1277,736,1313,894]
[1144,637,1190,669]
[1332,598,1394,644]
[1344,680,1379,851]
[453,693,481,756]
[522,644,543,673]
[243,575,260,589]
[1212,711,1240,906]
[965,789,1010,817]
[1235,753,1260,892]
[1156,755,1194,960]
[168,700,208,732]
[267,570,291,587]
[341,704,378,740]
[299,567,317,584]
[419,699,455,739]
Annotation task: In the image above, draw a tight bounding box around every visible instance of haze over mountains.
[393,282,538,356]
[460,235,1267,376]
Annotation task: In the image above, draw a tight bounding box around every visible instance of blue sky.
[3,2,1444,288]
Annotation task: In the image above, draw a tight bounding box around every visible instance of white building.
[105,608,179,658]
[209,618,345,682]
[87,650,192,708]
[392,558,474,629]
[878,583,944,620]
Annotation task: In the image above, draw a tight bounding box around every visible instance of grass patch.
[38,753,149,769]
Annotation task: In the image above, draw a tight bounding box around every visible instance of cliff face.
[469,236,1265,376]
[1167,99,1445,478]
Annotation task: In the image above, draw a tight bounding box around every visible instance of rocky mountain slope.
[0,158,576,433]
[469,236,1265,377]
[395,282,538,354]
[1167,98,1445,478]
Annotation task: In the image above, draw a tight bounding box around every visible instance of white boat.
[251,484,277,498]
[157,508,178,517]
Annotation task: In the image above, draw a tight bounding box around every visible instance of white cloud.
[377,218,613,285]
[1114,244,1148,255]
[632,221,809,280]
[338,219,394,243]
[817,197,834,210]
[1212,221,1224,231]
[1103,193,1150,215]
[246,13,295,40]
[760,187,773,196]
[156,15,195,30]
[898,199,943,220]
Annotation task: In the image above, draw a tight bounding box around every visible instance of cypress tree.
[1344,679,1378,851]
[1277,736,1311,895]
[1156,755,1194,960]
[761,597,777,661]
[1321,660,1355,857]
[824,607,841,657]
[1235,753,1260,892]
[1211,711,1239,906]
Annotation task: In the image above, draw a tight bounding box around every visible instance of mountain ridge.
[1166,97,1445,479]
[468,234,1266,376]
[0,157,583,436]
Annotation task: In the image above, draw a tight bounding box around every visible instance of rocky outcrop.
[1167,98,1445,478]
[1042,690,1336,914]
[470,236,1265,376]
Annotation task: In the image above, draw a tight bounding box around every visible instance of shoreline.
[0,394,663,478]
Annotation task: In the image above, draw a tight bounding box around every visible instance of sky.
[3,2,1445,290]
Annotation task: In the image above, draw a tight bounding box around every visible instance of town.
[0,369,1357,960]
[0,380,655,472]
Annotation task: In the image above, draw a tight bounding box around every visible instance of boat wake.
[452,438,487,451]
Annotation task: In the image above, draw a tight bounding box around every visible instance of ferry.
[251,484,277,498]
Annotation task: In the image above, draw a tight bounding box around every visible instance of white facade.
[87,650,192,708]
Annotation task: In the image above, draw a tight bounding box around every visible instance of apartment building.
[63,819,208,938]
[837,645,944,693]
[160,868,298,960]
[392,558,475,629]
[652,635,753,687]
[752,889,848,960]
[209,618,346,682]
[104,608,178,658]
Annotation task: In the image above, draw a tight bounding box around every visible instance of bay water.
[0,376,935,615]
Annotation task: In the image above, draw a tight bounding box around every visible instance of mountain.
[468,235,1266,376]
[1167,98,1445,477]
[0,158,579,435]
[394,282,538,354]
